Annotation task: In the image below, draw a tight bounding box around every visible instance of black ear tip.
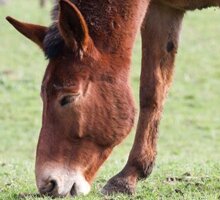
[5,16,18,26]
[6,16,12,22]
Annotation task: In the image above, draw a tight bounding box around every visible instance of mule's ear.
[6,16,47,49]
[58,0,90,53]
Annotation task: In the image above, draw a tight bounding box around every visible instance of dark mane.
[43,2,63,59]
[43,23,64,59]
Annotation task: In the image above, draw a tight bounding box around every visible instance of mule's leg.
[102,2,184,195]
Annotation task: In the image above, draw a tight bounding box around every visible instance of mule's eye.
[60,95,78,106]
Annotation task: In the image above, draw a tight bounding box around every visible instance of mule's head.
[7,0,135,197]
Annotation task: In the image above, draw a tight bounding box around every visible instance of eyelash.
[59,94,80,106]
[60,95,74,106]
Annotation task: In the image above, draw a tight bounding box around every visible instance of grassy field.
[0,1,220,199]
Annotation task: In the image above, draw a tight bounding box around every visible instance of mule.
[6,0,220,197]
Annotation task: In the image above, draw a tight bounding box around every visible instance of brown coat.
[6,0,220,197]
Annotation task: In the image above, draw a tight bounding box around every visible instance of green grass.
[0,1,220,199]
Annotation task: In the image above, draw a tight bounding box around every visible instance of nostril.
[39,179,57,195]
[70,183,77,196]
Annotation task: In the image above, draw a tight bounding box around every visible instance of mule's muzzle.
[36,167,91,197]
[39,179,80,197]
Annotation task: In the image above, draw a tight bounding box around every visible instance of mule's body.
[7,0,220,197]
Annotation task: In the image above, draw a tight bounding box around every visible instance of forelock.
[43,24,65,59]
